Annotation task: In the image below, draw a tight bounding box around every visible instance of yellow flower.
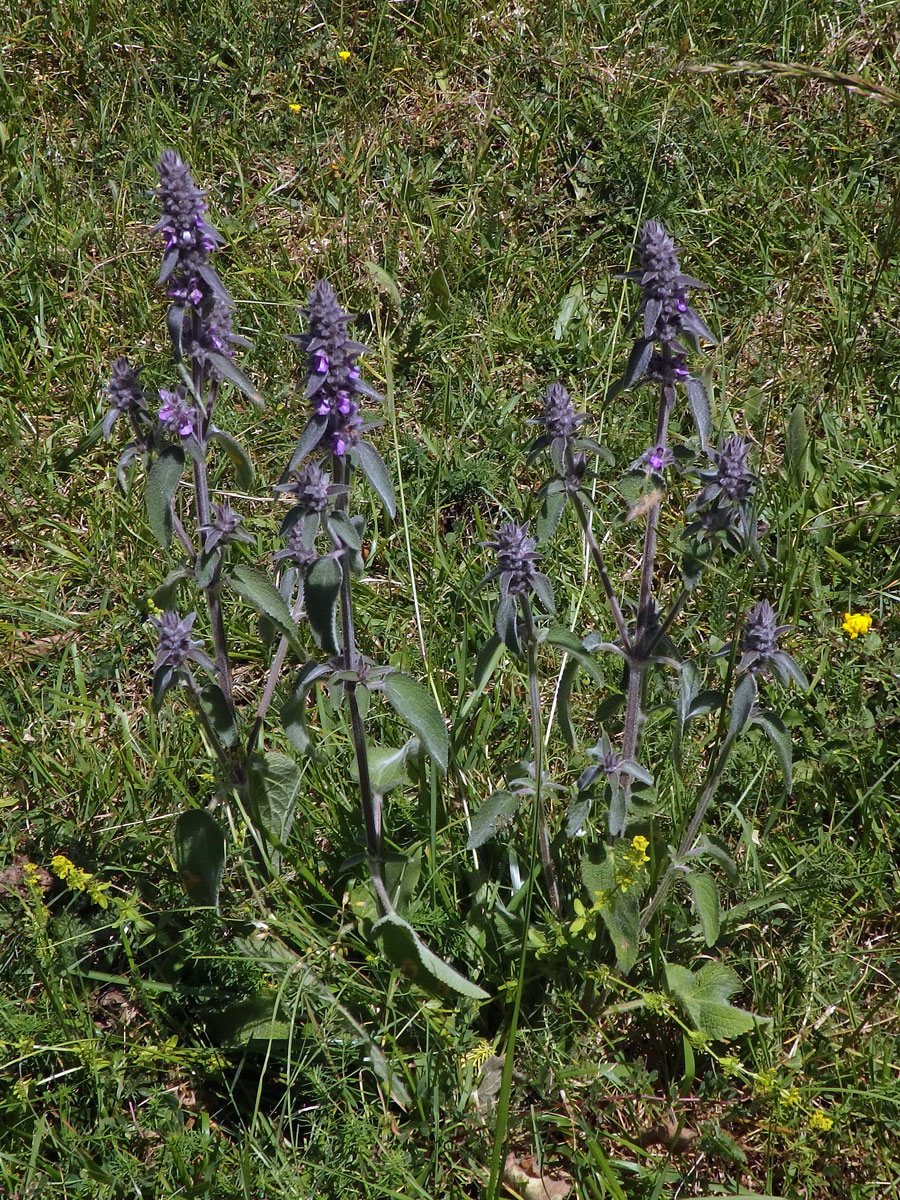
[338,49,351,61]
[842,612,872,639]
[288,103,301,113]
[629,835,650,864]
[50,854,110,909]
[808,1110,833,1133]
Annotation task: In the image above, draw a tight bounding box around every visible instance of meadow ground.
[1,2,899,1197]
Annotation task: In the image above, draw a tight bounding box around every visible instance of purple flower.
[198,501,252,553]
[486,522,542,597]
[104,357,148,439]
[150,610,216,676]
[158,388,200,440]
[291,280,380,461]
[276,462,336,515]
[274,522,319,571]
[153,151,224,304]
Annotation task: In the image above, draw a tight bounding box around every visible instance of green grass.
[2,1,900,1196]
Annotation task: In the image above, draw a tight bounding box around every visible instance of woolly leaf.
[208,427,255,488]
[372,911,489,1000]
[174,809,225,911]
[383,672,448,775]
[353,441,396,518]
[229,563,301,651]
[146,445,184,548]
[304,555,342,655]
[467,790,521,849]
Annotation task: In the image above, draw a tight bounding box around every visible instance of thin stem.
[253,588,304,746]
[521,598,560,915]
[618,381,672,820]
[192,451,234,706]
[569,489,632,652]
[332,455,386,907]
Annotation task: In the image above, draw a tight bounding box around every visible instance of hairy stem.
[569,488,632,652]
[521,598,560,915]
[332,456,386,907]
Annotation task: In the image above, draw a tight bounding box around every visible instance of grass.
[2,0,900,1196]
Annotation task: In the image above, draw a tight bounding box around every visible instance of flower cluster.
[486,522,542,598]
[150,610,215,677]
[842,611,872,639]
[198,501,253,554]
[623,220,713,353]
[103,357,148,440]
[154,150,223,306]
[50,854,110,909]
[158,387,201,442]
[154,151,239,381]
[292,281,380,458]
[735,600,806,687]
[686,434,759,551]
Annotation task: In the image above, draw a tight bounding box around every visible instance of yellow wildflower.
[780,1086,802,1108]
[50,854,110,909]
[338,49,351,61]
[288,103,301,113]
[808,1110,833,1133]
[842,612,872,639]
[629,835,650,865]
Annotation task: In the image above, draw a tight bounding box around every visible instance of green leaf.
[249,751,303,870]
[693,834,738,883]
[728,672,757,739]
[304,555,342,654]
[546,626,605,685]
[686,869,720,946]
[536,489,567,543]
[786,403,808,486]
[205,352,264,407]
[557,658,580,748]
[365,740,419,795]
[208,427,255,488]
[372,911,489,1000]
[383,671,448,774]
[581,848,639,974]
[352,441,396,518]
[229,563,301,651]
[553,282,586,340]
[364,260,402,311]
[199,683,239,750]
[146,446,185,549]
[664,961,760,1040]
[686,374,711,450]
[152,566,193,611]
[495,594,521,657]
[687,690,725,720]
[466,790,521,849]
[326,510,363,550]
[752,710,793,791]
[174,810,225,911]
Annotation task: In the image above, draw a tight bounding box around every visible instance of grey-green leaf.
[686,869,721,947]
[229,563,301,651]
[383,671,448,775]
[249,752,303,868]
[372,911,489,1000]
[199,682,239,750]
[353,441,396,518]
[146,446,185,549]
[752,710,793,791]
[208,427,255,488]
[304,556,342,654]
[728,672,757,740]
[174,809,225,911]
[467,789,520,849]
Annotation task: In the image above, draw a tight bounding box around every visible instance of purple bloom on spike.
[104,357,148,439]
[158,388,200,441]
[153,151,224,305]
[487,522,541,597]
[150,610,216,676]
[291,280,380,463]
